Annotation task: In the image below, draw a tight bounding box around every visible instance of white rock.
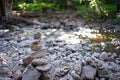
[100,52,108,60]
[81,39,90,45]
[92,52,100,58]
[71,71,81,80]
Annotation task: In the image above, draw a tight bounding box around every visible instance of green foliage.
[113,13,120,25]
[12,0,120,24]
[102,4,116,16]
[13,2,57,11]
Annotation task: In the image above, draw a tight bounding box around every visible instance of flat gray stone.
[22,64,41,80]
[32,58,48,66]
[82,65,97,80]
[36,64,51,71]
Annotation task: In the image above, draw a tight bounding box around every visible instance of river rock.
[81,39,90,45]
[73,62,82,75]
[34,32,41,39]
[83,46,91,51]
[92,52,100,58]
[82,65,97,80]
[55,66,69,77]
[30,40,42,51]
[40,65,55,80]
[13,70,22,80]
[31,49,47,58]
[109,72,120,80]
[97,69,109,78]
[71,71,81,80]
[32,58,48,66]
[100,52,108,60]
[36,64,51,72]
[22,64,41,80]
[60,74,74,80]
[0,76,12,80]
[23,55,33,67]
[84,56,92,64]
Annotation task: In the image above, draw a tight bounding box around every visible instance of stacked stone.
[21,25,54,80]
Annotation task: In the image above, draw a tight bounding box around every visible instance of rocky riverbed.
[0,17,120,80]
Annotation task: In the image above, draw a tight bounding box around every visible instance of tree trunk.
[0,0,13,21]
[116,0,120,12]
[95,0,105,19]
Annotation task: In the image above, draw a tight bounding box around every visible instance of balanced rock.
[23,55,33,67]
[34,32,41,39]
[22,64,41,80]
[30,41,42,51]
[36,64,51,72]
[32,58,48,66]
[31,49,47,58]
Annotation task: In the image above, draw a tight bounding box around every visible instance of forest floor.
[0,11,120,80]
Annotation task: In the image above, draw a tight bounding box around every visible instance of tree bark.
[0,0,13,20]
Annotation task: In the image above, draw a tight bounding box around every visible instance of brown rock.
[36,64,51,71]
[30,41,42,51]
[23,56,33,67]
[22,49,47,67]
[32,58,48,66]
[34,32,41,39]
[31,49,47,58]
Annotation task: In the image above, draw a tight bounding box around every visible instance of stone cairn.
[19,24,54,80]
